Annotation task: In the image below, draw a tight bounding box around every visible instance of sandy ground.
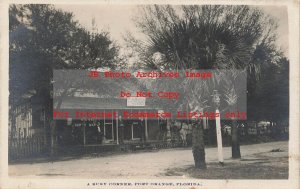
[9,141,288,179]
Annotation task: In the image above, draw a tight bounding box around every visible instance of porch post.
[83,123,86,146]
[111,112,114,141]
[104,110,106,134]
[166,119,171,142]
[145,116,148,141]
[116,112,119,145]
[131,124,133,140]
[50,120,57,156]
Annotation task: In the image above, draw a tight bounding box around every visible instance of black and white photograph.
[1,1,299,189]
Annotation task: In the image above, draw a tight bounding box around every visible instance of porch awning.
[57,97,162,110]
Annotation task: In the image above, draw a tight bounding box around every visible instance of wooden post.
[111,112,114,140]
[166,119,171,142]
[43,109,47,146]
[83,124,86,146]
[215,109,224,163]
[50,120,56,157]
[145,116,148,141]
[104,111,106,142]
[116,112,119,145]
[131,123,134,140]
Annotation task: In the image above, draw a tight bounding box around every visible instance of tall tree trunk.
[50,120,57,157]
[231,119,241,158]
[10,111,16,139]
[192,119,206,169]
[50,99,63,157]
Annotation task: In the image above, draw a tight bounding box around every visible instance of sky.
[55,4,289,57]
[55,5,141,45]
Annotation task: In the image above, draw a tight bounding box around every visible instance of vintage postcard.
[0,0,299,189]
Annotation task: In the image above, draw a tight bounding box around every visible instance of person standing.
[159,119,167,141]
[139,118,145,143]
[118,116,124,144]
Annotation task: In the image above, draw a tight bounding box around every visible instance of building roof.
[57,96,162,110]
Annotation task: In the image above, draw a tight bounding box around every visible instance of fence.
[9,135,47,160]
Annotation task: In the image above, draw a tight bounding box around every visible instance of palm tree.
[133,5,279,167]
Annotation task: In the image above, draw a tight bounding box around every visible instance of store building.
[54,96,168,147]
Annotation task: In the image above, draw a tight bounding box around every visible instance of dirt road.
[9,141,288,179]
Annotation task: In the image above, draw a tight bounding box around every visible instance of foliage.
[131,4,287,164]
[9,4,120,107]
[247,56,289,123]
[9,4,121,135]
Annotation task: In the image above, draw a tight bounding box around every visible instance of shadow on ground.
[162,151,288,179]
